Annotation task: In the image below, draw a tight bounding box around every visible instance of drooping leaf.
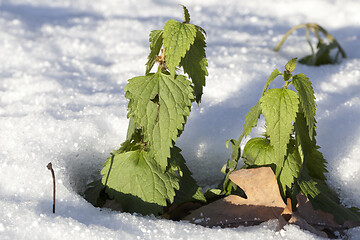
[145,30,163,74]
[299,41,337,66]
[225,139,241,164]
[261,69,282,95]
[260,88,299,161]
[294,110,327,180]
[279,140,302,194]
[180,30,208,103]
[125,71,193,170]
[237,69,281,144]
[220,139,242,196]
[239,102,262,143]
[298,170,360,225]
[126,117,137,141]
[169,146,206,204]
[292,73,316,140]
[101,150,179,208]
[163,19,197,77]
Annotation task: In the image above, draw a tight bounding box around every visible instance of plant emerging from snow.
[84,5,208,215]
[275,23,346,66]
[221,59,360,224]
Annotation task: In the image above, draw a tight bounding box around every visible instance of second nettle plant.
[222,59,360,224]
[85,6,207,215]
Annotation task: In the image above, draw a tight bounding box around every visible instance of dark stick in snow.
[47,162,56,214]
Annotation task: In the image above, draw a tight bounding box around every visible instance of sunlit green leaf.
[125,71,193,170]
[260,88,299,161]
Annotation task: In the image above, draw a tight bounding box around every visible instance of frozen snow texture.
[1,0,360,239]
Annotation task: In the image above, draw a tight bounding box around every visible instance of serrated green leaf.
[237,69,281,143]
[242,137,281,175]
[285,58,297,73]
[312,41,337,66]
[239,102,262,142]
[195,25,207,36]
[163,19,197,77]
[101,150,179,207]
[125,71,193,170]
[262,69,282,95]
[292,73,316,140]
[146,30,163,74]
[279,140,302,194]
[126,117,137,141]
[180,30,208,103]
[181,5,190,23]
[169,146,206,204]
[299,41,337,66]
[224,140,241,169]
[221,139,241,196]
[294,110,327,180]
[298,170,360,224]
[260,88,299,161]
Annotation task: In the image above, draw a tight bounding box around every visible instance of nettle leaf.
[163,19,197,77]
[294,110,327,180]
[146,30,163,74]
[169,146,206,204]
[101,150,179,207]
[238,69,281,142]
[240,102,262,142]
[180,30,208,103]
[125,71,193,170]
[262,69,282,95]
[298,170,360,224]
[243,138,302,195]
[260,88,299,161]
[181,5,190,23]
[292,74,316,140]
[285,58,297,73]
[242,138,280,174]
[299,41,337,66]
[279,140,302,194]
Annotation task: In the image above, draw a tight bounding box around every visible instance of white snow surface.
[1,0,360,239]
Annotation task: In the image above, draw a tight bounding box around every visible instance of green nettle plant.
[85,5,207,215]
[221,59,360,224]
[274,23,346,66]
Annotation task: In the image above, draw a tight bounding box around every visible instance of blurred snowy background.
[1,0,360,239]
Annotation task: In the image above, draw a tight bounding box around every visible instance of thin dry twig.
[47,162,56,214]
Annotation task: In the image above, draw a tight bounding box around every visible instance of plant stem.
[305,27,315,56]
[47,162,56,214]
[274,24,307,51]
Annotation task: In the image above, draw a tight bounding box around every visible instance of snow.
[0,0,360,239]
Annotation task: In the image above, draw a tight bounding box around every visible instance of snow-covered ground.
[1,0,360,239]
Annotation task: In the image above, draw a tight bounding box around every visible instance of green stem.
[274,24,307,51]
[305,27,315,55]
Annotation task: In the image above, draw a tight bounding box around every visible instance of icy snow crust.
[1,0,360,239]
